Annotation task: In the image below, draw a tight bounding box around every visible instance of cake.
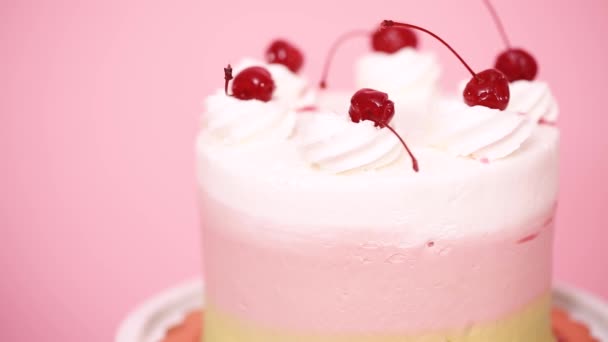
[196,13,560,342]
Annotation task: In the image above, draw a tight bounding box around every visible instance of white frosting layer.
[234,58,315,109]
[429,99,536,161]
[355,48,440,98]
[202,91,296,144]
[355,48,441,142]
[508,80,559,123]
[197,124,559,243]
[294,110,402,173]
[317,90,352,115]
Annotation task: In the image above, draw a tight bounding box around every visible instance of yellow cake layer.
[203,294,555,342]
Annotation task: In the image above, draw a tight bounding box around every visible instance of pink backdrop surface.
[1,0,607,341]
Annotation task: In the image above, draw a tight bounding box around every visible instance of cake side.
[200,191,555,335]
[197,126,558,341]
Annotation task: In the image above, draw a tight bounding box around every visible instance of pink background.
[2,0,607,341]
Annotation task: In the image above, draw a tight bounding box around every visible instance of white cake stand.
[116,279,608,342]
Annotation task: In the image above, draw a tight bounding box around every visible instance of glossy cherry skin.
[349,88,419,172]
[372,25,418,53]
[349,88,395,126]
[265,39,304,73]
[231,66,275,102]
[463,69,510,110]
[494,48,538,82]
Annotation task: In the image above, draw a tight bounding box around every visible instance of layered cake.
[197,11,560,342]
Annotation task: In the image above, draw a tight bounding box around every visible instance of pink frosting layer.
[201,193,554,333]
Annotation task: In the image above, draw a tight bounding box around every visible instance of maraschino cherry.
[350,88,419,172]
[265,39,304,73]
[382,20,510,110]
[372,25,418,53]
[224,64,275,102]
[319,24,418,88]
[483,0,538,82]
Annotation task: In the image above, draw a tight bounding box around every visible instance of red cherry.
[371,25,418,53]
[463,69,510,110]
[349,88,419,172]
[349,88,395,126]
[265,39,304,73]
[319,23,418,89]
[231,66,275,102]
[382,20,510,110]
[495,48,538,82]
[482,0,539,82]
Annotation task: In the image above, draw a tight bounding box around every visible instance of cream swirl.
[355,48,441,142]
[317,90,352,114]
[356,48,440,92]
[294,110,403,173]
[507,80,559,123]
[429,99,536,161]
[202,90,296,144]
[233,58,314,108]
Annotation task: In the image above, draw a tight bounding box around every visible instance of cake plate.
[116,279,608,342]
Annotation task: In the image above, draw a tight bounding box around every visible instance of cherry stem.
[482,0,511,48]
[319,29,370,89]
[224,64,233,95]
[383,123,419,172]
[382,20,476,78]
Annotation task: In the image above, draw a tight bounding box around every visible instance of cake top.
[196,2,560,235]
[200,13,559,174]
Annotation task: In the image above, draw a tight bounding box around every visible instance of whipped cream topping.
[294,110,403,173]
[429,99,536,161]
[317,90,352,114]
[356,48,440,101]
[202,90,296,144]
[355,48,441,142]
[233,58,315,108]
[507,80,559,123]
